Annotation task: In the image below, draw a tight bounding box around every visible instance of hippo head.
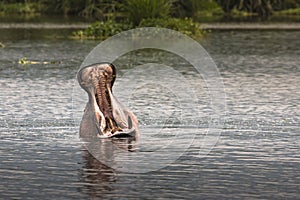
[77,63,139,138]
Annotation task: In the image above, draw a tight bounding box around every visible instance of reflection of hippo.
[77,63,139,138]
[80,150,116,197]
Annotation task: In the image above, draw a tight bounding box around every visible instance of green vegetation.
[139,18,202,38]
[1,0,299,39]
[72,0,203,39]
[18,57,61,65]
[72,13,203,39]
[123,0,172,26]
[72,20,133,39]
[173,0,223,18]
[0,2,43,15]
[1,0,299,18]
[274,8,300,15]
[216,0,300,17]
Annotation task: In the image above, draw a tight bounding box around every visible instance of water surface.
[0,29,299,199]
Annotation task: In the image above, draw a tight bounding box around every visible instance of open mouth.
[91,65,124,136]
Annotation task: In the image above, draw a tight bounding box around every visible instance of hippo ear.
[109,63,117,87]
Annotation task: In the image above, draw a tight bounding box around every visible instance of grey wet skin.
[77,63,139,138]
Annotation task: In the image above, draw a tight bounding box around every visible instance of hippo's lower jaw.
[78,63,139,138]
[94,93,136,138]
[97,120,136,138]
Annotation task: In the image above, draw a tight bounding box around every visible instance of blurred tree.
[172,0,222,18]
[272,0,299,11]
[216,0,299,17]
[39,0,121,20]
[122,0,172,26]
[1,0,299,18]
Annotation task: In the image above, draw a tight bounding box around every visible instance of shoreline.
[0,23,90,29]
[0,22,300,30]
[201,23,300,30]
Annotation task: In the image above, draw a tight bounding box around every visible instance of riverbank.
[0,23,89,29]
[1,22,300,30]
[201,22,300,30]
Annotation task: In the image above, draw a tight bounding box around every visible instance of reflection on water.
[80,150,116,198]
[0,29,299,199]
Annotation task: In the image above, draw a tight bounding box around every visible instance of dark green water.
[0,28,299,199]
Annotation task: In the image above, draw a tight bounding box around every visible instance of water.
[0,28,299,199]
